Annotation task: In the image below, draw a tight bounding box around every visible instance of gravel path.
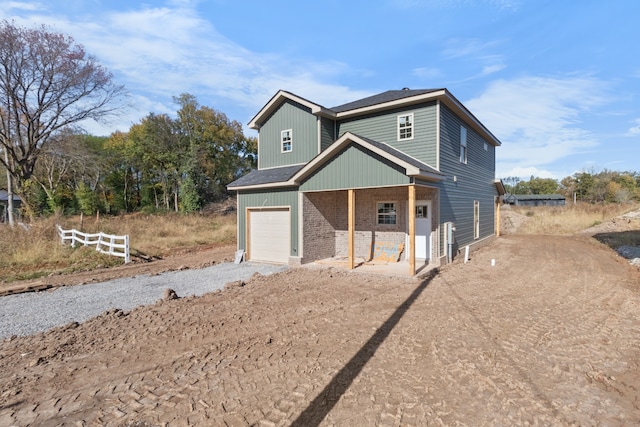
[0,262,287,339]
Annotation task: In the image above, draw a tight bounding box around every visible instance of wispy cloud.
[0,2,371,133]
[389,0,521,11]
[466,75,608,179]
[627,118,640,136]
[442,38,507,80]
[412,67,443,80]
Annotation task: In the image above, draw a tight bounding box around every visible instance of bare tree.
[0,20,126,222]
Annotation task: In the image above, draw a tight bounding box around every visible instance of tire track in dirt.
[1,235,639,426]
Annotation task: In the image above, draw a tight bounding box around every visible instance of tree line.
[1,94,256,216]
[0,20,256,222]
[502,170,640,203]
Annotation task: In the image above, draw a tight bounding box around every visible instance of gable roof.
[248,88,501,147]
[227,132,444,191]
[331,89,443,113]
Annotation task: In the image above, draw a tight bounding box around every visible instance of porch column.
[408,184,416,276]
[348,189,355,270]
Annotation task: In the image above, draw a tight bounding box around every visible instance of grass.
[0,211,237,283]
[512,202,639,235]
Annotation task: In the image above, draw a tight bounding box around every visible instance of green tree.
[528,177,558,194]
[0,20,126,222]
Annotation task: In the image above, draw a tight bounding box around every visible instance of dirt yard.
[1,218,639,425]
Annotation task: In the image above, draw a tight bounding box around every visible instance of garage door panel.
[249,209,290,264]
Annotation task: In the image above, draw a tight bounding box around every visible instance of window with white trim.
[474,200,480,239]
[460,125,467,164]
[281,129,292,153]
[377,202,397,225]
[398,113,414,141]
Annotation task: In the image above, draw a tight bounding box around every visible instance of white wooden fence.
[57,225,130,263]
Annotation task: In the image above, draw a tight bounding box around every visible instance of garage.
[247,208,291,263]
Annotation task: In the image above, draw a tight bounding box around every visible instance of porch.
[300,184,440,276]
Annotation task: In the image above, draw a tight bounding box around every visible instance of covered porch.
[300,184,440,276]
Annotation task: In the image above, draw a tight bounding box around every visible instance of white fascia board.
[228,181,297,191]
[249,90,335,130]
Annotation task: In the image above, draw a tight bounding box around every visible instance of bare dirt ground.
[1,214,639,426]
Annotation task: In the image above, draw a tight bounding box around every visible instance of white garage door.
[248,208,290,264]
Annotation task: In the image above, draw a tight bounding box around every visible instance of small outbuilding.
[0,189,22,222]
[504,194,566,207]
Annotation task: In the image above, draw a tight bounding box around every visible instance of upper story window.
[397,113,414,141]
[377,202,397,225]
[460,125,468,164]
[281,129,292,153]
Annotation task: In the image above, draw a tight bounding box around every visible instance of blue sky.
[2,0,639,181]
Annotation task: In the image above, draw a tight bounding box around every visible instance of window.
[377,202,397,225]
[398,113,414,140]
[460,126,467,164]
[281,129,292,153]
[416,205,428,218]
[474,200,480,239]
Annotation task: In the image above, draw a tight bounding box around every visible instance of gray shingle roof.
[331,89,443,113]
[227,164,304,188]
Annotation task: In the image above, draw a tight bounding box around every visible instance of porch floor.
[306,256,437,278]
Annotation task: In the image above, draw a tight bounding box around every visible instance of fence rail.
[57,225,130,263]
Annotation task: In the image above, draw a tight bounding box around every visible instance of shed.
[505,194,566,207]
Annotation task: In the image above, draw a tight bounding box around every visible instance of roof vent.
[402,87,410,91]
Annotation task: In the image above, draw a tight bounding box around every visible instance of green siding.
[320,117,336,151]
[237,189,300,257]
[337,101,438,168]
[436,104,497,254]
[259,100,318,169]
[300,143,410,192]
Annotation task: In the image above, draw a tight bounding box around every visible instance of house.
[504,193,566,207]
[0,189,21,223]
[228,88,504,275]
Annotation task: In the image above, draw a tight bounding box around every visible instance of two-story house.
[228,88,504,275]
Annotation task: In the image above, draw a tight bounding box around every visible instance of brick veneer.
[301,185,439,264]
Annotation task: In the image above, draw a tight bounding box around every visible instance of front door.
[415,201,432,260]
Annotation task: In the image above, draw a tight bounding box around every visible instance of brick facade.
[301,185,439,263]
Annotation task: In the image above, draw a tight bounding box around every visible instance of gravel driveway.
[0,262,287,339]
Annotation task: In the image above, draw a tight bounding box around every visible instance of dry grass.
[0,211,237,283]
[512,202,639,235]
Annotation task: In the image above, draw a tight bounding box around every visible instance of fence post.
[96,232,103,252]
[124,235,130,263]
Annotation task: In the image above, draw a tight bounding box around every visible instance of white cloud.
[497,166,559,180]
[466,75,607,176]
[1,2,372,133]
[0,1,46,12]
[627,118,640,136]
[412,67,443,80]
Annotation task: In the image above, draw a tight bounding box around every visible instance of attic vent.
[402,87,410,91]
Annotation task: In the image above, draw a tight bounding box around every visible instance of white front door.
[414,201,432,260]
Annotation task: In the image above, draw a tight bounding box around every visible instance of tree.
[528,177,558,194]
[0,20,126,222]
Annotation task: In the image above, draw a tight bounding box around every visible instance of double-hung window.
[377,202,397,225]
[460,125,468,164]
[398,113,414,141]
[281,129,292,153]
